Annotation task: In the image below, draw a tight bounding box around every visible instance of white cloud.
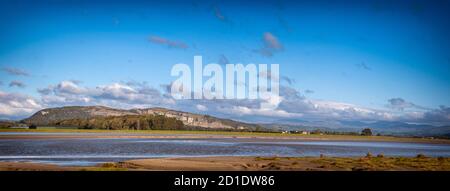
[306,99,396,120]
[38,81,172,109]
[196,104,208,111]
[56,80,87,94]
[0,91,42,118]
[227,106,302,118]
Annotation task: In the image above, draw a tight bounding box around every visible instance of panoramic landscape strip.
[0,0,449,181]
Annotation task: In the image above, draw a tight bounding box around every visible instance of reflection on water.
[1,136,450,166]
[132,139,238,146]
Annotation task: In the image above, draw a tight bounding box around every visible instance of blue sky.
[0,0,449,125]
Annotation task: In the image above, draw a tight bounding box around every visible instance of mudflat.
[1,156,449,171]
[113,156,450,171]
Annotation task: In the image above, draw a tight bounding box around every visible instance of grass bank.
[0,127,449,144]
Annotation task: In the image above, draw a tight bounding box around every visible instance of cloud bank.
[0,80,448,126]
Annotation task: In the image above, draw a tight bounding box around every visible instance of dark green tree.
[29,124,37,129]
[361,128,373,136]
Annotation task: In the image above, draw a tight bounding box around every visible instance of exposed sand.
[0,161,80,171]
[115,157,322,171]
[1,156,449,171]
[114,156,450,171]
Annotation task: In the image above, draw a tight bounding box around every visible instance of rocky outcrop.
[131,108,244,130]
[23,106,260,131]
[23,106,135,125]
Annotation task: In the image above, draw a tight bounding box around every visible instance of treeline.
[48,115,185,130]
[0,121,16,128]
[309,129,376,136]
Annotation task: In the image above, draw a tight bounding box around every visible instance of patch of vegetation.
[80,167,128,171]
[311,156,450,171]
[255,156,281,161]
[416,153,427,159]
[78,162,128,171]
[361,128,373,136]
[48,115,185,130]
[101,162,118,168]
[0,121,17,128]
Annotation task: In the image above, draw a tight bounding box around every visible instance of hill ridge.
[23,105,261,131]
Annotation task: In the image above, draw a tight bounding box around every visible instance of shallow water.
[1,135,450,166]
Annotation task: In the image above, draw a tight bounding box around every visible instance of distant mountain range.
[1,105,449,137]
[265,118,450,137]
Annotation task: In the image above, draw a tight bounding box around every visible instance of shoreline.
[1,129,449,144]
[0,156,449,171]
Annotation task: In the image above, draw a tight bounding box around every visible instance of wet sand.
[1,156,450,171]
[113,156,450,171]
[0,161,80,171]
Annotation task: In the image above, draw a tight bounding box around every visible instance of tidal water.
[1,133,450,166]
